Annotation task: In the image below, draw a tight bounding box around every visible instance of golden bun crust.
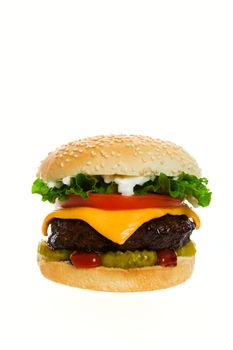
[37,135,201,181]
[38,256,195,292]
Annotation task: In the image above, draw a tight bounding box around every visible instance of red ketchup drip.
[157,249,177,267]
[71,252,101,268]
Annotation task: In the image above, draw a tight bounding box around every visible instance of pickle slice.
[101,250,157,269]
[176,240,196,257]
[38,240,73,261]
[38,240,196,266]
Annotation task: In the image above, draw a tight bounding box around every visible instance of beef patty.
[47,215,195,253]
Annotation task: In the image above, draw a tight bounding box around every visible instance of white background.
[0,1,232,349]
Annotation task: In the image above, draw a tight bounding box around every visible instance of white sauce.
[46,175,154,195]
[62,176,71,186]
[103,175,154,196]
[47,181,57,188]
[47,180,63,188]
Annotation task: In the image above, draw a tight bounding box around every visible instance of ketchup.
[157,249,177,267]
[71,252,101,268]
[70,249,177,269]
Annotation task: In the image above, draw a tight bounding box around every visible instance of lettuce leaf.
[32,172,211,207]
[32,174,117,203]
[134,172,211,207]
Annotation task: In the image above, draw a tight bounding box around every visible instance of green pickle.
[101,250,157,269]
[176,240,196,257]
[38,240,196,266]
[38,240,72,261]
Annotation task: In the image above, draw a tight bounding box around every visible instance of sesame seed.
[102,152,109,158]
[42,135,199,179]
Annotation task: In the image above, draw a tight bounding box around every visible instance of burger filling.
[38,239,196,269]
[38,214,196,268]
[48,215,195,252]
[32,172,212,207]
[33,172,211,269]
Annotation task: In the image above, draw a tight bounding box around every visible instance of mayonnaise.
[47,181,57,188]
[103,175,154,196]
[62,176,71,186]
[47,180,63,188]
[47,174,154,195]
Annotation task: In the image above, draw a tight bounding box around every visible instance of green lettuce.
[32,172,211,207]
[134,172,211,207]
[32,174,117,203]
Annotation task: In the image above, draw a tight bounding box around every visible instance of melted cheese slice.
[42,205,200,245]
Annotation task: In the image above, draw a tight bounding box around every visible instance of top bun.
[37,135,201,181]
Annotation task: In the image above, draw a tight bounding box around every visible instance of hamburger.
[32,135,211,292]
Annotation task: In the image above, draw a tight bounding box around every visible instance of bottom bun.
[38,255,195,292]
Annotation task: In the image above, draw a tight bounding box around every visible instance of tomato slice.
[56,193,182,210]
[70,252,101,268]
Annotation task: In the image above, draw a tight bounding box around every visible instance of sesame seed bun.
[37,135,201,182]
[38,255,195,292]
